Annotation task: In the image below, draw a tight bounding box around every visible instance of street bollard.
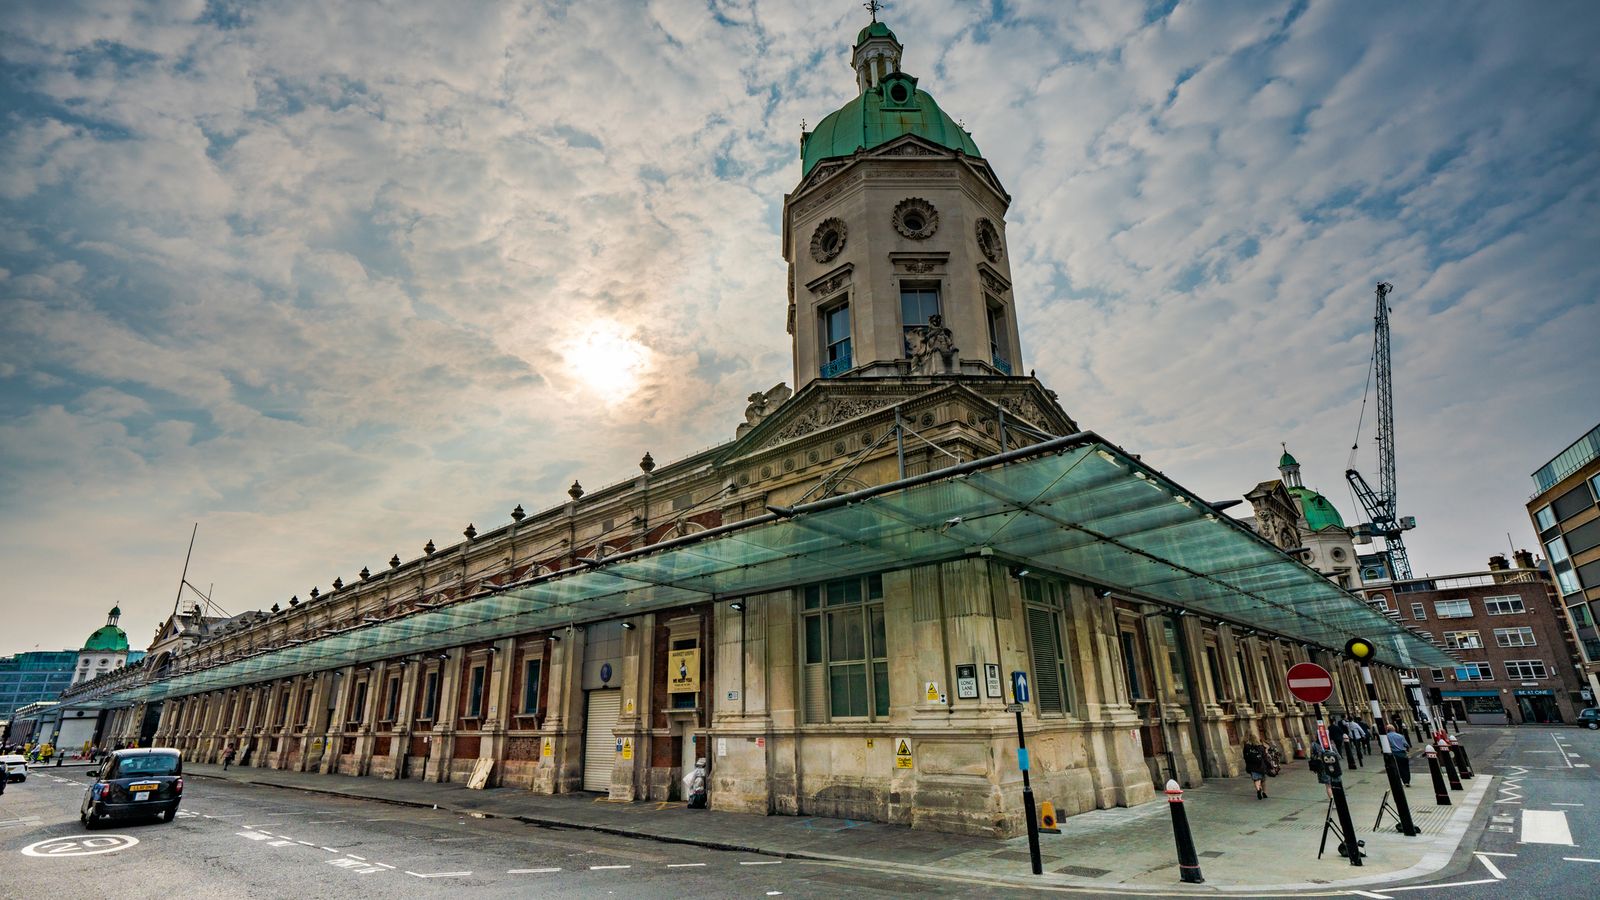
[1448,736,1474,779]
[1380,748,1420,836]
[1425,745,1451,805]
[1437,739,1463,791]
[1329,780,1364,866]
[1165,780,1205,883]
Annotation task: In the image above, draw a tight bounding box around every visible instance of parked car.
[1,754,26,782]
[1579,707,1600,730]
[81,748,183,827]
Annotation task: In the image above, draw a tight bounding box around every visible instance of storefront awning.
[109,432,1454,703]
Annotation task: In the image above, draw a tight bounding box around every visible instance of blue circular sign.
[600,662,613,683]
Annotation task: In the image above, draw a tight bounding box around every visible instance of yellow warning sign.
[896,739,911,755]
[621,737,634,760]
[894,736,913,769]
[896,756,914,769]
[925,681,940,702]
[541,737,554,757]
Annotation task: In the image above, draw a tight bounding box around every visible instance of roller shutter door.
[582,689,622,792]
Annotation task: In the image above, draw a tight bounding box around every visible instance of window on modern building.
[1565,518,1600,556]
[1455,662,1493,682]
[1429,667,1445,682]
[349,681,368,724]
[986,302,1010,373]
[1484,596,1528,615]
[1411,602,1427,620]
[820,301,851,378]
[1442,630,1482,650]
[384,677,401,722]
[467,665,486,718]
[1119,630,1144,699]
[1504,659,1548,680]
[1546,535,1570,564]
[1552,484,1595,522]
[1023,577,1073,715]
[802,574,888,722]
[521,658,542,716]
[1494,626,1536,648]
[1435,598,1473,619]
[1578,558,1600,592]
[421,671,439,720]
[900,285,941,356]
[1534,505,1556,531]
[1556,565,1581,595]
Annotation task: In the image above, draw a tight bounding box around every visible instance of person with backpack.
[1243,739,1271,799]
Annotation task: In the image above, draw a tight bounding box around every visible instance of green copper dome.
[1279,449,1298,468]
[1288,486,1346,532]
[801,80,981,176]
[856,21,897,45]
[83,625,130,652]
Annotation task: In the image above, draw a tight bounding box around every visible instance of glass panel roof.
[110,437,1452,703]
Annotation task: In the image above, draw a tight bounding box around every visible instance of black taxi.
[81,748,184,827]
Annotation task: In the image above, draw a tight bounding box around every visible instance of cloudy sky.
[3,0,1598,655]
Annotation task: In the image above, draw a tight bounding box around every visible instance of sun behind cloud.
[559,320,653,402]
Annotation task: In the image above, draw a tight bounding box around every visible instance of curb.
[186,767,1490,896]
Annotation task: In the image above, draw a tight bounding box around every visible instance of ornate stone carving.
[762,396,902,448]
[979,268,1009,296]
[810,272,850,296]
[976,217,1003,262]
[902,260,938,274]
[736,382,794,439]
[884,142,939,156]
[892,197,939,240]
[907,314,959,375]
[810,217,847,263]
[997,395,1048,428]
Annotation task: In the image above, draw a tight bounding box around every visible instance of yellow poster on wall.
[668,648,700,694]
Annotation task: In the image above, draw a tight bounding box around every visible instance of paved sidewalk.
[185,732,1498,893]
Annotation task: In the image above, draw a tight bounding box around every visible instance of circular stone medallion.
[810,217,847,263]
[976,217,1004,261]
[892,198,939,240]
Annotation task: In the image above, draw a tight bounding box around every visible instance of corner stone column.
[536,628,587,795]
[610,614,656,801]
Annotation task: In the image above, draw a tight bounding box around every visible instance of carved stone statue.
[909,314,959,375]
[736,382,793,438]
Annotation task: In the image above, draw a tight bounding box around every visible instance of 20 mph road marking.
[21,835,139,857]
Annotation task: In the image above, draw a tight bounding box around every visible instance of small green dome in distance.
[1288,486,1346,532]
[82,625,130,652]
[856,21,898,46]
[110,605,121,617]
[1279,444,1298,468]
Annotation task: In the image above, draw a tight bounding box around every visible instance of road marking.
[1522,810,1575,845]
[406,871,472,878]
[508,867,562,873]
[20,835,140,857]
[740,860,783,865]
[296,841,315,846]
[1553,734,1573,768]
[1576,764,1592,768]
[1552,802,1584,807]
[322,847,339,853]
[1475,854,1507,880]
[238,832,270,841]
[373,863,395,869]
[1384,879,1498,891]
[590,864,632,870]
[328,858,385,874]
[1475,851,1517,857]
[267,840,296,847]
[1563,857,1600,863]
[667,863,707,868]
[348,854,366,861]
[1346,892,1392,900]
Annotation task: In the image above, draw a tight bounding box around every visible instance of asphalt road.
[1367,724,1600,900]
[0,768,1028,899]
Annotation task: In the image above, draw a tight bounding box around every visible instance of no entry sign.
[1286,662,1334,704]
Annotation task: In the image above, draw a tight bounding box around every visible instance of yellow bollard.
[1039,800,1061,834]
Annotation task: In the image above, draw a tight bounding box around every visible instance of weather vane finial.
[865,0,882,23]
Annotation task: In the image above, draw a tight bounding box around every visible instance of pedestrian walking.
[682,757,709,809]
[1243,739,1270,799]
[1347,718,1367,765]
[223,743,237,771]
[1384,724,1411,786]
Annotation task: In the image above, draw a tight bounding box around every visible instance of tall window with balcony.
[900,285,941,356]
[986,302,1010,374]
[820,302,851,378]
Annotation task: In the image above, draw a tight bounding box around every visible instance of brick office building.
[1364,553,1589,724]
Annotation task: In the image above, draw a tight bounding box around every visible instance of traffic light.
[1344,637,1376,662]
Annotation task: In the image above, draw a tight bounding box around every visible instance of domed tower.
[74,605,131,685]
[785,15,1021,389]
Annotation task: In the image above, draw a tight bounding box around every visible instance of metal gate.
[582,689,621,792]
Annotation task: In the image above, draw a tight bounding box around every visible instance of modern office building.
[1526,422,1600,702]
[0,650,76,722]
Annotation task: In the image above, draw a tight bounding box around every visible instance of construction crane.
[1346,282,1417,581]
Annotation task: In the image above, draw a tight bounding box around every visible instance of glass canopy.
[109,435,1453,704]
